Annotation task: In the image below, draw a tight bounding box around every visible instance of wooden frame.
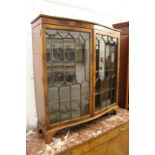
[42,24,93,129]
[113,22,129,109]
[31,14,120,143]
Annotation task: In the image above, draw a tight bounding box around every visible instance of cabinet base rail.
[38,104,118,144]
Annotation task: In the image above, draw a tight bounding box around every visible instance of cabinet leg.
[44,130,58,144]
[108,107,118,116]
[115,108,118,115]
[37,128,44,138]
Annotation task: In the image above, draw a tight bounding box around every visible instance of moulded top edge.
[31,14,121,32]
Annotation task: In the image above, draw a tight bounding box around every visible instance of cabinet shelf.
[96,69,115,73]
[47,62,75,67]
[95,88,115,95]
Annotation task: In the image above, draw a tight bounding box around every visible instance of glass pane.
[64,34,74,62]
[106,91,111,106]
[95,34,118,111]
[111,72,115,88]
[110,46,115,70]
[52,39,63,62]
[48,87,60,123]
[101,93,106,108]
[105,73,111,89]
[46,29,90,124]
[47,67,52,87]
[46,39,51,63]
[101,78,107,91]
[65,70,75,83]
[84,33,90,81]
[46,29,57,36]
[75,35,85,83]
[111,89,116,103]
[71,84,80,119]
[95,34,106,110]
[53,68,64,85]
[105,45,110,70]
[96,39,99,71]
[111,72,117,103]
[64,34,75,84]
[81,81,89,116]
[95,94,101,111]
[103,36,108,43]
[96,79,101,93]
[99,39,105,80]
[60,86,70,121]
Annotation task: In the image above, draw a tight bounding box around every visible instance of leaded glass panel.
[95,34,118,111]
[46,29,90,123]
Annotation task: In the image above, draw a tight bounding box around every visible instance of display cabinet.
[31,15,120,143]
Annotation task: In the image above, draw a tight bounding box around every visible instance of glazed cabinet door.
[94,30,119,112]
[44,25,92,124]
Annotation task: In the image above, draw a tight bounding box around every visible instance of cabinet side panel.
[118,35,129,108]
[113,23,129,109]
[32,25,45,126]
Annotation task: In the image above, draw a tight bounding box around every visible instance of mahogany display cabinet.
[31,14,120,143]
